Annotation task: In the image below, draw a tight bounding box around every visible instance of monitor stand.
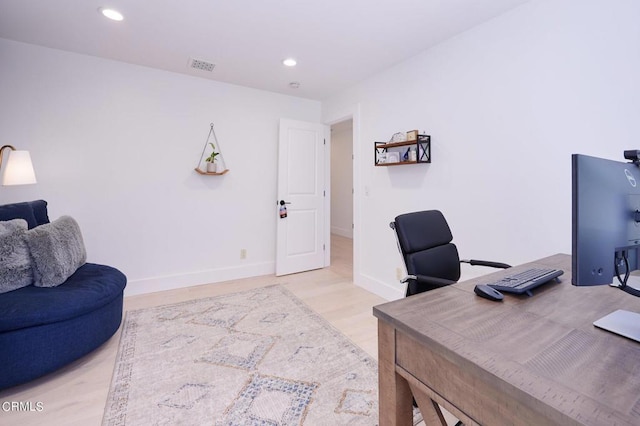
[594,310,640,343]
[595,275,640,343]
[593,275,640,342]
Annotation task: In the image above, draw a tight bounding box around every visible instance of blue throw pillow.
[29,200,50,226]
[0,202,37,229]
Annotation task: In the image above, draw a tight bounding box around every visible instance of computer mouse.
[474,284,504,301]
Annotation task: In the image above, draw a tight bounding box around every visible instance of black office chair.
[390,210,511,297]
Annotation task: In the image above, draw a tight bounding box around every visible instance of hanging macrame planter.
[194,123,229,175]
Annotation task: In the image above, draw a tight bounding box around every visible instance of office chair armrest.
[402,274,456,296]
[461,259,511,269]
[411,274,457,288]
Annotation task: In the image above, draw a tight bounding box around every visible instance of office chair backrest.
[393,210,461,282]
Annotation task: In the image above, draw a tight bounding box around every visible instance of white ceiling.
[0,0,529,100]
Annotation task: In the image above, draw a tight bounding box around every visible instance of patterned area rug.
[102,285,380,425]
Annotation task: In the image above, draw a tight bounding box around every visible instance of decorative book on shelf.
[194,123,229,175]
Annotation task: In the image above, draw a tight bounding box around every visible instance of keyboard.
[486,268,564,296]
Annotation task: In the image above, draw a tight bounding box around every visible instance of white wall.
[0,38,321,296]
[330,120,353,238]
[323,0,640,299]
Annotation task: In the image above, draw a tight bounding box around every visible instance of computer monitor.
[572,153,640,288]
[572,153,640,343]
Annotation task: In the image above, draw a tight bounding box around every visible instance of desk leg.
[409,382,448,426]
[378,320,413,426]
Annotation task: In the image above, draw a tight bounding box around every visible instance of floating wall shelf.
[194,123,229,175]
[374,134,431,166]
[194,168,229,176]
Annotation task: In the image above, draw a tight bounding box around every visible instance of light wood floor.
[0,235,388,426]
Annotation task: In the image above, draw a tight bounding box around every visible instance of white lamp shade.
[2,150,37,185]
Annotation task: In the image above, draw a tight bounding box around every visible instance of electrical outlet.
[240,249,247,259]
[396,267,402,281]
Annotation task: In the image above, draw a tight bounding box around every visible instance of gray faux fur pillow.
[0,219,33,293]
[25,215,87,287]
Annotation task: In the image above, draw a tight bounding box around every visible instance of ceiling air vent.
[189,58,215,72]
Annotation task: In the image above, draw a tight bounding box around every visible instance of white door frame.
[324,103,361,284]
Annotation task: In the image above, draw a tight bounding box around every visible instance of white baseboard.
[354,272,404,301]
[124,261,275,297]
[124,262,403,303]
[331,226,353,239]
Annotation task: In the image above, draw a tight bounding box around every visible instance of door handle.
[279,200,291,205]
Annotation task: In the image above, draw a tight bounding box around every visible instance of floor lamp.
[0,145,37,186]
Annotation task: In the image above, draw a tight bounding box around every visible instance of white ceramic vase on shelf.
[206,162,217,173]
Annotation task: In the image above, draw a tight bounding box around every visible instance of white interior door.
[276,119,328,276]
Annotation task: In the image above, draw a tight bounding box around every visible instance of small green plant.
[205,143,219,163]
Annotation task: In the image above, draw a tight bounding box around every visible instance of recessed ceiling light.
[99,7,124,21]
[282,58,297,67]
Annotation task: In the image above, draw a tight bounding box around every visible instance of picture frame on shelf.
[387,152,400,163]
[406,130,418,141]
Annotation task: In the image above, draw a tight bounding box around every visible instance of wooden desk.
[373,254,640,426]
